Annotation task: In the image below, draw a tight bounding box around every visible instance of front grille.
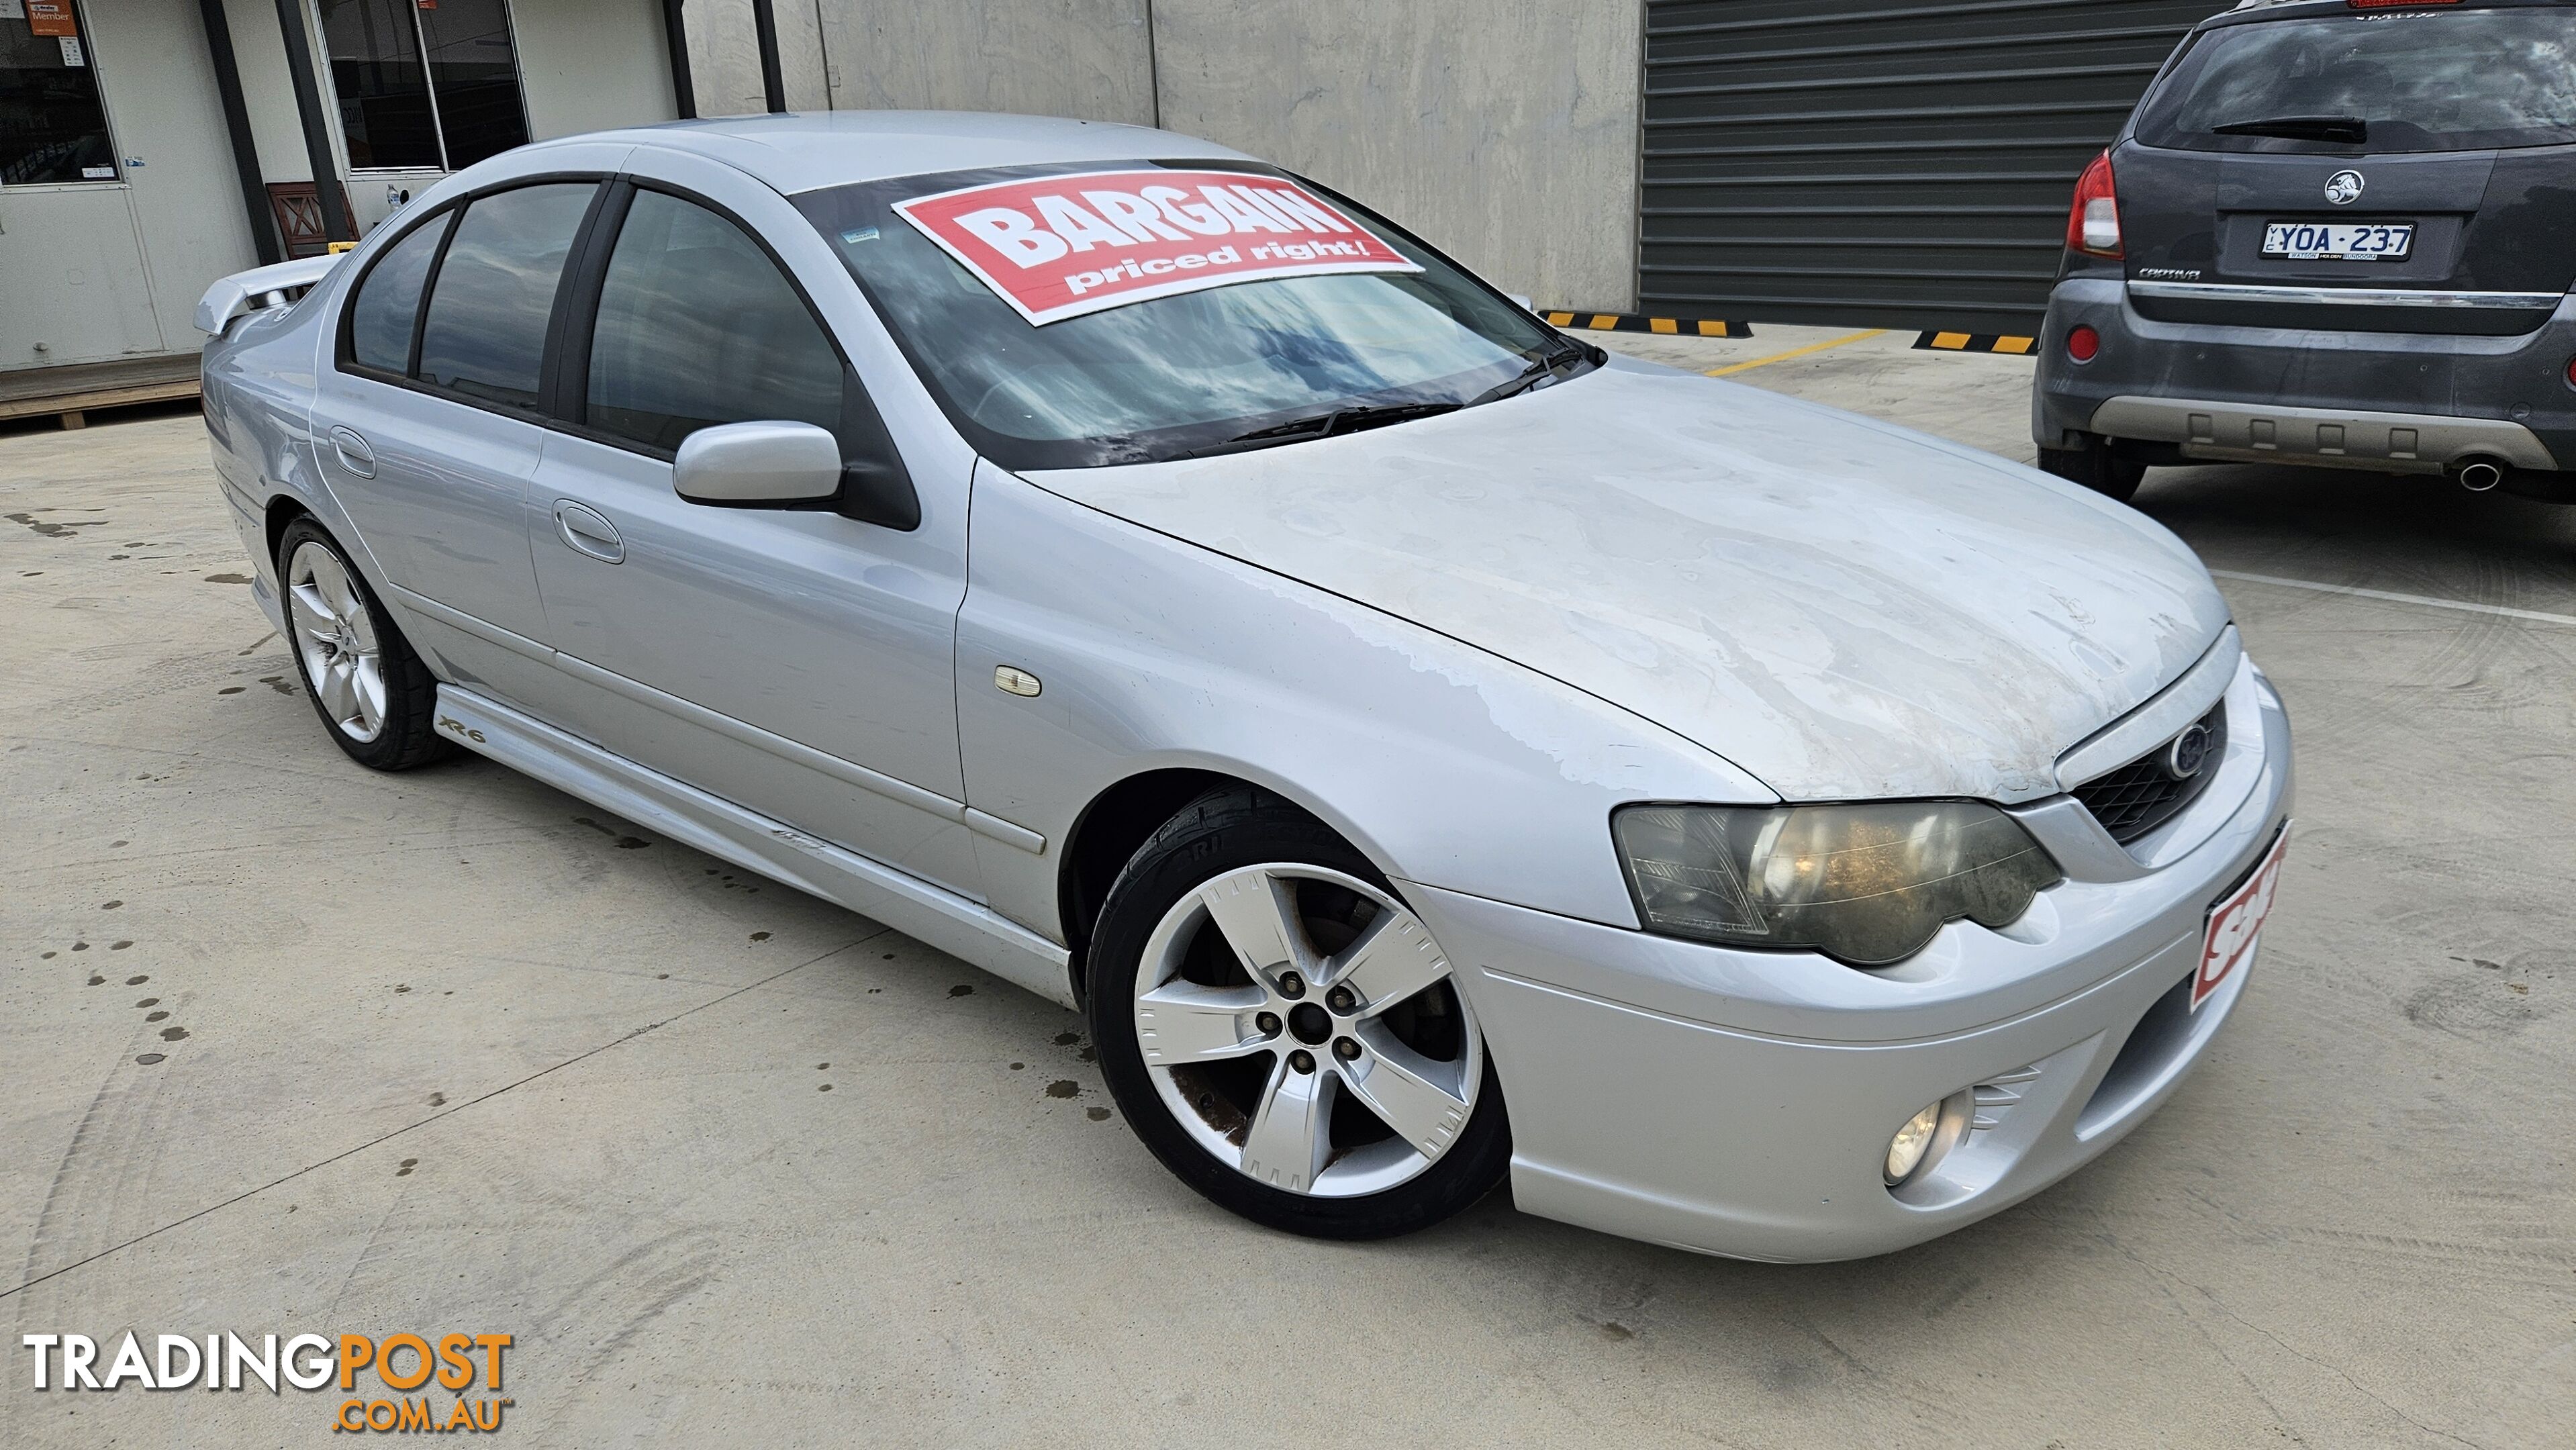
[2071,700,2228,844]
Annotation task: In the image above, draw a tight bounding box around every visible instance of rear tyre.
[276,518,450,771]
[1087,785,1511,1239]
[2038,434,2148,503]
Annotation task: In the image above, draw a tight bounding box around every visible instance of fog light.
[2066,325,2101,363]
[1885,1102,1944,1184]
[2565,354,2575,389]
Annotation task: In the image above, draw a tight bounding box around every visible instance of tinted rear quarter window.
[416,183,596,407]
[583,189,845,451]
[2136,8,2576,154]
[346,211,452,375]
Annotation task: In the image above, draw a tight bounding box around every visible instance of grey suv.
[2034,0,2576,504]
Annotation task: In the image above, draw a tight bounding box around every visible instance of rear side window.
[582,189,845,451]
[2136,9,2576,154]
[346,211,452,375]
[416,183,596,407]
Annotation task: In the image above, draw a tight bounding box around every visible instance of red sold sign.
[894,169,1420,326]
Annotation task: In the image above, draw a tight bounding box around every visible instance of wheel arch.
[1058,765,1380,1007]
[264,491,316,569]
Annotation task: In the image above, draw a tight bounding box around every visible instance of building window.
[320,0,528,173]
[0,0,117,185]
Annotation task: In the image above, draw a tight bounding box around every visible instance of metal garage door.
[1640,0,2225,334]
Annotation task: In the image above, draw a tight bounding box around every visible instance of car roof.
[522,110,1262,197]
[2209,0,2576,30]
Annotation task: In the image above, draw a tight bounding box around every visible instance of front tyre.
[277,518,449,771]
[1088,786,1510,1239]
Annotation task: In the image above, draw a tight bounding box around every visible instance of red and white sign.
[894,168,1421,326]
[2195,826,2289,1012]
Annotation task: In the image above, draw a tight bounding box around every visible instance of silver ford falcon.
[196,112,2293,1261]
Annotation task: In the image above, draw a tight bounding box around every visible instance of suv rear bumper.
[2033,275,2576,474]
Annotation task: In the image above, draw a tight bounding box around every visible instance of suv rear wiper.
[2211,114,2368,144]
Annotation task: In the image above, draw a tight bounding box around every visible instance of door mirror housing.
[673,422,843,506]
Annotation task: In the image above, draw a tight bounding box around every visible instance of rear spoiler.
[194,253,344,337]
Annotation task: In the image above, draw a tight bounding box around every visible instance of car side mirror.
[673,422,843,506]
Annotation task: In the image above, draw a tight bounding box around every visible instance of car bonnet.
[1020,363,2231,803]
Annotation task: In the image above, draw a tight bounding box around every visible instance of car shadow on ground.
[2130,462,2576,601]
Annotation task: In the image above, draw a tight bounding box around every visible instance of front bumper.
[1404,655,2293,1262]
[2032,275,2576,475]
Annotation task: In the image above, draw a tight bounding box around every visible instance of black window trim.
[331,171,614,429]
[331,166,918,529]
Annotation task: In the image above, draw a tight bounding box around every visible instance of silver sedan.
[196,112,2292,1260]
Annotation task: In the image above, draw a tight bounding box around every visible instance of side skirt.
[434,684,1076,1008]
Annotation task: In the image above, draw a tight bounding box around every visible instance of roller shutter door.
[1639,0,2225,334]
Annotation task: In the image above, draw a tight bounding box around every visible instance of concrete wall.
[685,0,829,116]
[220,0,314,183]
[515,0,679,140]
[1153,1,1643,310]
[689,1,1643,309]
[813,0,1152,123]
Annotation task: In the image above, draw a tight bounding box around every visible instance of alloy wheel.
[285,541,387,743]
[1132,864,1482,1197]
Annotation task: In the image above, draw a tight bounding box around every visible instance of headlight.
[1611,800,2062,967]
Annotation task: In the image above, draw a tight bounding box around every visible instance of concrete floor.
[2,337,2571,1448]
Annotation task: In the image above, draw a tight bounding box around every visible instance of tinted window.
[2137,9,2576,154]
[347,211,452,375]
[416,183,594,409]
[320,0,528,171]
[794,163,1572,469]
[413,0,530,168]
[585,190,845,451]
[320,0,438,169]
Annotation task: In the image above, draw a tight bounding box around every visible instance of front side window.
[321,0,529,173]
[795,162,1578,469]
[0,0,115,185]
[2136,8,2576,154]
[346,209,452,374]
[415,182,593,408]
[583,190,845,452]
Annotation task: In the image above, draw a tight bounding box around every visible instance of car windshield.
[795,162,1580,469]
[2134,7,2576,154]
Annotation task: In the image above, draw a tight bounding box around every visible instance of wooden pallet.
[0,356,201,429]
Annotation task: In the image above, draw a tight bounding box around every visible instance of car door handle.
[553,500,624,564]
[329,426,375,479]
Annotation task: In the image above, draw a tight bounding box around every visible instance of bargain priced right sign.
[894,169,1421,326]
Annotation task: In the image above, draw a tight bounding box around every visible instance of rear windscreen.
[2135,7,2576,154]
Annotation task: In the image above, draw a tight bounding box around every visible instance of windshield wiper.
[1174,400,1464,458]
[2211,114,2368,144]
[1172,340,1596,460]
[1466,339,1594,407]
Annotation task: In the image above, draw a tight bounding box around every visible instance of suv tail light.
[2067,151,2121,258]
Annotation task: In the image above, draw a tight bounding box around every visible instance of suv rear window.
[2134,7,2576,154]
